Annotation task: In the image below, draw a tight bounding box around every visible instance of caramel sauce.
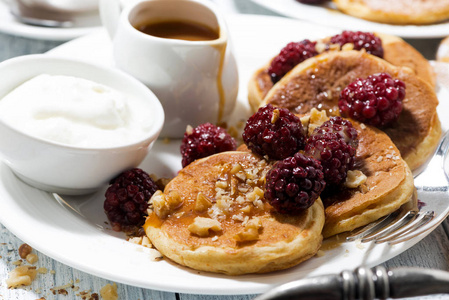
[144,213,163,230]
[135,20,219,41]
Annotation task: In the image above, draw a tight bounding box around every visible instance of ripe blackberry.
[268,40,318,83]
[242,104,306,160]
[316,116,358,148]
[338,73,406,127]
[265,152,325,214]
[104,168,159,232]
[305,117,358,186]
[181,123,237,168]
[329,31,384,58]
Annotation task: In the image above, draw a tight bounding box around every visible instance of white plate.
[0,0,101,41]
[0,15,449,295]
[250,0,449,39]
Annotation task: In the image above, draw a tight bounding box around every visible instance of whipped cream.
[0,74,153,148]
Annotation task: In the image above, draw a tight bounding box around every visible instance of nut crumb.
[6,265,37,288]
[188,217,222,237]
[344,170,367,189]
[100,283,118,300]
[26,253,38,264]
[18,243,32,259]
[271,109,280,124]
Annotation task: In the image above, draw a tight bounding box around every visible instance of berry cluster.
[265,152,325,214]
[305,117,358,187]
[243,105,358,214]
[268,40,318,83]
[329,31,384,58]
[338,73,405,127]
[180,123,237,167]
[104,168,159,232]
[242,104,306,160]
[267,31,383,83]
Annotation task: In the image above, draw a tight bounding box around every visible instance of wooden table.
[0,1,449,299]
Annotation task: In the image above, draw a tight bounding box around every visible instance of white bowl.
[0,55,164,195]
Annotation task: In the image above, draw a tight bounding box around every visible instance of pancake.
[261,50,441,171]
[322,121,414,237]
[144,151,325,275]
[248,32,435,112]
[236,109,414,238]
[332,0,449,25]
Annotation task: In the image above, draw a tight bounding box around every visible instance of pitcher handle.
[99,0,122,38]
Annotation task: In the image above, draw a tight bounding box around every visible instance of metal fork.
[346,130,449,245]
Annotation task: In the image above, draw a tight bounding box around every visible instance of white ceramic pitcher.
[99,0,239,138]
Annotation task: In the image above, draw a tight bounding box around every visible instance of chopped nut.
[12,260,22,266]
[151,190,183,218]
[215,180,228,189]
[37,267,48,274]
[150,191,170,218]
[253,187,264,198]
[18,243,32,259]
[315,41,327,53]
[271,108,280,124]
[188,217,222,237]
[240,205,252,214]
[344,170,367,189]
[26,253,38,264]
[329,43,341,51]
[308,108,329,136]
[342,43,354,51]
[230,163,242,174]
[194,193,212,212]
[100,283,118,300]
[6,266,37,288]
[234,171,247,181]
[141,236,152,248]
[185,125,193,135]
[300,115,310,135]
[234,217,263,242]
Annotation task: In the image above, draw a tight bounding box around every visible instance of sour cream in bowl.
[0,55,164,195]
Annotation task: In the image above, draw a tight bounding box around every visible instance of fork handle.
[254,266,449,300]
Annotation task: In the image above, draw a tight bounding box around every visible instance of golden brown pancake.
[261,50,441,171]
[248,33,435,112]
[332,0,449,25]
[322,121,414,237]
[236,110,414,238]
[144,151,325,275]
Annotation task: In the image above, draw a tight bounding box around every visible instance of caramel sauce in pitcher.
[134,19,227,126]
[135,20,219,41]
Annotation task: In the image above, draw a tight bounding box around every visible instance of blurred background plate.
[0,0,101,41]
[250,0,449,38]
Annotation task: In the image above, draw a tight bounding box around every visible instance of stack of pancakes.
[332,0,449,25]
[143,32,439,276]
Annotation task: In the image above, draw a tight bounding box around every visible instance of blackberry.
[305,117,358,187]
[329,31,384,58]
[242,104,306,160]
[268,40,318,83]
[180,123,237,168]
[338,73,406,127]
[316,116,358,148]
[265,152,325,214]
[104,168,159,232]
